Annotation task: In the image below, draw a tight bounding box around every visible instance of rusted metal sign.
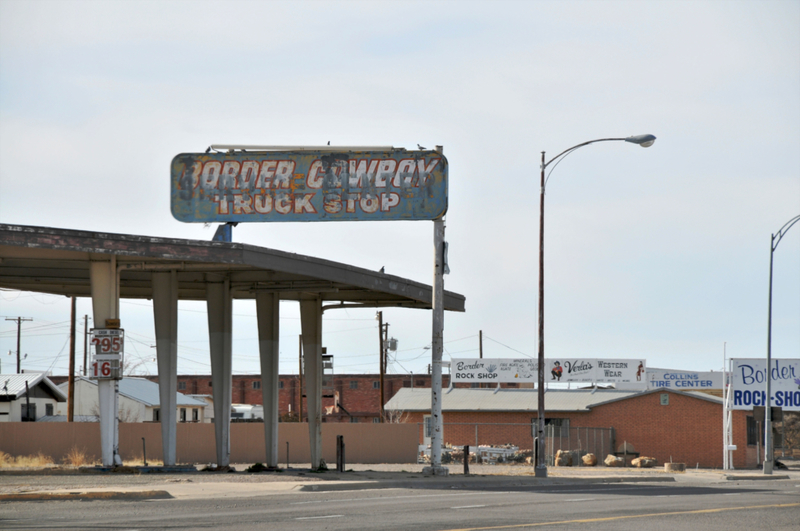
[171,150,448,222]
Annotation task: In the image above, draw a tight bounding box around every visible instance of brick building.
[141,373,526,423]
[386,387,759,469]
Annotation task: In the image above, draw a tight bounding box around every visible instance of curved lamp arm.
[772,214,800,251]
[542,134,656,190]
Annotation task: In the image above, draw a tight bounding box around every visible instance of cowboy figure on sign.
[551,361,563,381]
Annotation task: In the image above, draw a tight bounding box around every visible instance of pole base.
[422,466,450,477]
[535,465,548,478]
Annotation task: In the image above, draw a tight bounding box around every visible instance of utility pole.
[82,315,89,376]
[479,330,484,388]
[378,311,385,422]
[298,335,303,422]
[68,297,76,422]
[5,317,33,374]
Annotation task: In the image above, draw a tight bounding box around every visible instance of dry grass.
[62,446,94,467]
[123,458,164,467]
[0,451,13,467]
[0,451,55,468]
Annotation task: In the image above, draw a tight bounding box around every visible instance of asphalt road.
[2,479,799,530]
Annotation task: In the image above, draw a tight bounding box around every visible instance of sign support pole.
[424,146,448,477]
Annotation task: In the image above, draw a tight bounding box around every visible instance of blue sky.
[1,0,798,378]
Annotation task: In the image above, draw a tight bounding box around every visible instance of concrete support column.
[256,293,280,468]
[300,298,323,469]
[89,257,121,467]
[207,279,233,467]
[152,271,178,466]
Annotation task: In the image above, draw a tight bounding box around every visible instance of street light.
[763,213,800,475]
[535,134,656,478]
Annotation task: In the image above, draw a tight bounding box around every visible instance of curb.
[724,475,791,481]
[0,490,173,502]
[297,475,676,492]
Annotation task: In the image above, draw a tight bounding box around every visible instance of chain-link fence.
[544,425,614,466]
[417,422,615,466]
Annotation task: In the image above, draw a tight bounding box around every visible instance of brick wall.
[404,391,757,469]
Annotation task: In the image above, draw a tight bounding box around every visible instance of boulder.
[632,456,657,468]
[604,454,624,467]
[555,449,572,467]
[582,453,597,466]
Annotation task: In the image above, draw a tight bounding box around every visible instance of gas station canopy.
[0,224,465,311]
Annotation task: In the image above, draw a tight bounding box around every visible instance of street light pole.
[536,134,656,478]
[764,214,800,475]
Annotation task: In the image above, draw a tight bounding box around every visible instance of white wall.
[0,396,60,422]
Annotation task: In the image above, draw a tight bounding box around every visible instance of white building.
[187,394,214,423]
[58,377,207,423]
[0,372,67,422]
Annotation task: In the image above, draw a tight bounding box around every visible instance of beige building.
[58,377,206,423]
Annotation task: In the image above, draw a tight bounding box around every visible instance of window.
[208,381,212,387]
[350,381,358,389]
[747,416,760,446]
[350,417,359,423]
[153,408,161,422]
[506,383,518,388]
[471,382,479,388]
[424,415,433,438]
[279,381,284,389]
[45,403,54,416]
[192,408,199,422]
[373,381,380,389]
[180,408,187,422]
[253,381,261,390]
[403,380,411,388]
[541,418,570,437]
[20,403,36,421]
[178,381,186,390]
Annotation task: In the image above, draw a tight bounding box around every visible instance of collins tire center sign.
[171,149,448,223]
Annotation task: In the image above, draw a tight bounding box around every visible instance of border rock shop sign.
[730,358,800,411]
[171,150,448,223]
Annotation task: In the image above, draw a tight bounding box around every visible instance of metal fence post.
[336,435,345,472]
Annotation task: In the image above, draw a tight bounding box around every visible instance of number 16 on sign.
[89,329,124,380]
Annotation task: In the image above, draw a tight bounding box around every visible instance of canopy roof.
[0,224,465,311]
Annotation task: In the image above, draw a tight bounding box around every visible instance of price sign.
[90,329,124,380]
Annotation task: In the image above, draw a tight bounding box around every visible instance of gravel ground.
[2,460,797,495]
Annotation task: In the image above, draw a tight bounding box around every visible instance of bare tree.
[783,412,799,453]
[88,402,140,423]
[123,357,151,377]
[383,409,408,424]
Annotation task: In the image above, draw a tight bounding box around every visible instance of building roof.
[63,377,207,407]
[38,415,99,422]
[0,224,465,311]
[0,372,67,402]
[589,387,723,407]
[384,388,643,412]
[384,387,722,413]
